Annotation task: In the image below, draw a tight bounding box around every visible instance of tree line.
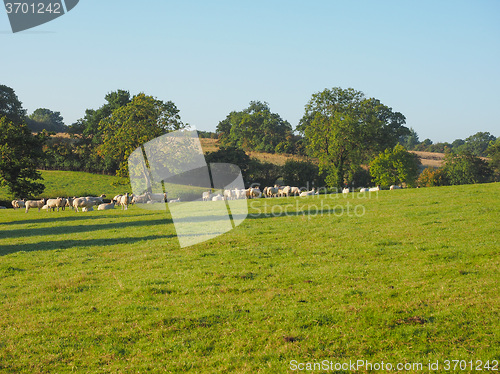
[1,84,499,198]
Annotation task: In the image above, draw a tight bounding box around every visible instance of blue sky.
[1,0,499,142]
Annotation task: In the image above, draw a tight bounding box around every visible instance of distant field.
[0,183,499,372]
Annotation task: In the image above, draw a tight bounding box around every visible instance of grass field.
[0,179,499,373]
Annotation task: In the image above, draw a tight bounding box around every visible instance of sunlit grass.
[0,182,499,372]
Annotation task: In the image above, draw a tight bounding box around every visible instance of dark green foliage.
[97,93,184,177]
[298,87,410,188]
[0,84,26,125]
[27,108,67,132]
[460,132,496,157]
[216,101,293,154]
[246,159,282,188]
[0,117,46,198]
[205,146,251,181]
[282,159,323,188]
[370,144,421,187]
[486,138,500,181]
[443,151,493,185]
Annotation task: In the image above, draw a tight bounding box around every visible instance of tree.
[0,84,26,124]
[369,144,420,187]
[97,93,185,177]
[297,87,409,187]
[282,159,323,188]
[461,132,496,157]
[205,146,251,181]
[418,167,448,187]
[68,89,132,173]
[443,151,493,185]
[400,127,420,150]
[27,108,67,132]
[0,117,46,198]
[216,101,293,153]
[486,138,500,181]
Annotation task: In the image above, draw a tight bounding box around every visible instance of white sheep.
[359,188,369,192]
[290,187,300,196]
[46,198,63,212]
[390,185,402,190]
[299,188,315,197]
[212,193,223,201]
[11,199,25,210]
[98,202,115,210]
[72,195,105,212]
[25,198,46,213]
[342,187,350,194]
[265,186,279,198]
[280,186,291,197]
[169,197,181,203]
[202,191,211,201]
[118,193,130,210]
[369,186,380,192]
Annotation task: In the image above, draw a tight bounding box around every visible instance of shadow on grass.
[0,217,174,240]
[0,235,175,256]
[1,212,159,226]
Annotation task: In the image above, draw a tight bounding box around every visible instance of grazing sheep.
[25,198,46,213]
[290,187,300,197]
[118,193,130,210]
[369,186,380,192]
[46,198,63,212]
[223,189,233,200]
[11,199,25,210]
[234,188,246,200]
[72,195,104,212]
[280,186,291,197]
[265,186,279,198]
[390,185,402,190]
[202,191,211,201]
[98,202,115,210]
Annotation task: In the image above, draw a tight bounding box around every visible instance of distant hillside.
[200,138,448,168]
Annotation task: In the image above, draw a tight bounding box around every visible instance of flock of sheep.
[204,184,403,202]
[7,184,404,212]
[203,185,318,202]
[11,193,133,213]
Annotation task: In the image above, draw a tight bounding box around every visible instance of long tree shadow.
[0,235,176,256]
[0,217,174,240]
[1,212,160,226]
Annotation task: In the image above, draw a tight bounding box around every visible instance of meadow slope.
[0,182,499,373]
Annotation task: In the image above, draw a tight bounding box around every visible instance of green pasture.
[0,179,499,373]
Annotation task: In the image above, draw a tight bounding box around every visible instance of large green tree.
[68,90,132,173]
[97,93,185,177]
[297,87,409,187]
[443,151,493,185]
[27,108,66,132]
[486,138,500,181]
[369,144,420,187]
[216,101,293,153]
[0,84,26,124]
[0,85,46,198]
